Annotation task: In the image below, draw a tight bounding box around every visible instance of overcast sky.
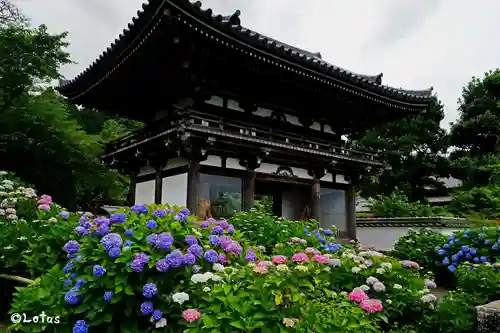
[12,0,500,128]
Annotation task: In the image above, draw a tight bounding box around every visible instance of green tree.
[0,4,128,209]
[449,70,500,188]
[349,100,450,201]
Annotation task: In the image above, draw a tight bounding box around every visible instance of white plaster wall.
[164,157,188,170]
[282,189,308,220]
[319,188,346,231]
[284,114,301,126]
[138,166,155,177]
[200,155,222,167]
[253,162,313,179]
[254,107,272,118]
[357,227,464,251]
[135,180,155,205]
[336,174,348,184]
[227,99,244,112]
[225,157,246,170]
[162,173,188,207]
[205,95,224,107]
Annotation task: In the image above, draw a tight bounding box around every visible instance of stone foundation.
[475,300,500,333]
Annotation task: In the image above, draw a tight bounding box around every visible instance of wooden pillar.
[310,178,321,220]
[345,181,357,241]
[154,164,163,205]
[186,161,201,215]
[243,170,256,211]
[127,172,137,206]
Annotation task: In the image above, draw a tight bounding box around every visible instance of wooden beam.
[345,183,357,241]
[127,172,137,206]
[154,164,163,204]
[243,170,256,211]
[310,177,321,221]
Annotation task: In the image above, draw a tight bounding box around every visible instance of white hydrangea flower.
[276,264,288,272]
[7,214,17,220]
[257,245,266,253]
[358,250,384,258]
[191,273,210,284]
[373,282,386,292]
[359,284,370,291]
[366,276,379,285]
[421,294,437,303]
[380,262,393,270]
[213,263,224,272]
[0,209,5,216]
[3,246,13,250]
[328,258,341,267]
[351,267,361,274]
[0,171,7,176]
[48,217,57,223]
[17,236,27,241]
[386,299,392,304]
[376,268,385,274]
[202,287,211,292]
[365,259,373,267]
[393,284,403,289]
[210,274,223,282]
[172,292,189,305]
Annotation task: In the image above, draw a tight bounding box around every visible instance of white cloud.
[12,0,500,128]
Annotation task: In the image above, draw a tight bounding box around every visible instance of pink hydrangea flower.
[399,260,420,270]
[37,194,52,205]
[304,247,317,255]
[253,266,268,274]
[312,254,329,264]
[271,255,287,264]
[257,260,272,268]
[183,309,201,322]
[291,252,309,263]
[348,289,368,303]
[360,299,383,313]
[38,204,50,211]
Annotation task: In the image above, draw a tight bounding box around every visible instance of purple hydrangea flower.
[104,291,113,302]
[110,213,127,224]
[93,265,106,277]
[218,253,227,265]
[79,216,88,225]
[131,205,148,215]
[208,235,220,246]
[200,221,209,229]
[135,253,150,263]
[74,226,88,237]
[184,253,196,265]
[64,261,73,274]
[131,259,145,272]
[59,211,70,220]
[143,283,157,298]
[225,242,242,256]
[156,232,174,250]
[180,208,190,215]
[146,220,158,230]
[204,250,218,263]
[72,320,88,333]
[82,221,93,229]
[94,216,109,226]
[185,235,198,245]
[101,233,122,251]
[153,209,167,218]
[166,250,184,268]
[125,229,134,237]
[147,234,159,245]
[153,309,163,321]
[211,226,224,235]
[140,301,154,315]
[188,244,203,257]
[245,250,257,262]
[218,220,229,229]
[63,240,80,255]
[425,280,437,288]
[227,224,235,234]
[156,259,169,272]
[95,223,110,236]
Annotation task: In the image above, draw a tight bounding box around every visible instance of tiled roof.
[57,0,435,105]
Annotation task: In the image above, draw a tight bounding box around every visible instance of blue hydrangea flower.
[63,240,80,254]
[455,238,461,243]
[304,228,308,234]
[466,253,472,260]
[324,229,334,236]
[95,223,110,236]
[153,309,163,321]
[64,278,72,288]
[461,245,469,253]
[493,244,499,250]
[208,235,220,246]
[104,291,113,302]
[438,249,446,256]
[146,220,158,230]
[110,213,127,224]
[188,244,203,257]
[143,283,158,298]
[443,243,450,249]
[93,265,106,277]
[204,250,218,263]
[200,221,209,229]
[156,232,174,250]
[485,239,491,245]
[165,250,184,268]
[245,250,257,262]
[211,226,224,235]
[156,259,169,272]
[184,253,196,265]
[185,235,198,245]
[72,320,88,333]
[447,265,455,273]
[101,233,122,251]
[70,273,77,279]
[64,287,81,305]
[317,237,326,244]
[79,216,88,225]
[140,301,154,315]
[59,211,70,220]
[153,209,167,218]
[147,233,159,245]
[131,205,148,215]
[74,226,88,237]
[64,261,73,274]
[480,256,488,263]
[124,240,133,247]
[108,247,121,258]
[125,229,134,237]
[470,248,477,255]
[76,279,85,287]
[442,257,450,265]
[473,257,480,264]
[176,213,187,222]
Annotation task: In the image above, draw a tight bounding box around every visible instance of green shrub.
[370,191,453,218]
[449,185,500,218]
[455,263,500,302]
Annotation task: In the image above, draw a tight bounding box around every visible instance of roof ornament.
[221,10,241,26]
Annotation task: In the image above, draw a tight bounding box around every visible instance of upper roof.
[57,0,435,106]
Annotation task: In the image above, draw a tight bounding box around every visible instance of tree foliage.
[0,5,130,210]
[350,100,450,201]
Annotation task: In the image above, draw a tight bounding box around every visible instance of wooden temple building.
[56,0,435,239]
